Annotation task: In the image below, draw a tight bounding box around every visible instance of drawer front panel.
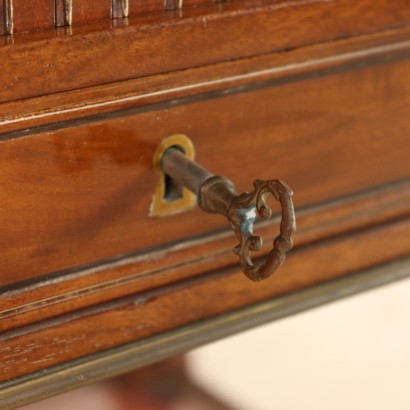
[1,58,410,285]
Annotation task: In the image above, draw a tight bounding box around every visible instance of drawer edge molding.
[1,256,410,409]
[1,216,410,382]
[2,25,410,137]
[1,0,410,105]
[1,179,409,330]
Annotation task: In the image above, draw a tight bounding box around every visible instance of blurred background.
[20,277,410,410]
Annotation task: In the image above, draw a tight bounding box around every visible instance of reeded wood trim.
[1,0,410,37]
[0,0,220,34]
[1,256,409,410]
[1,0,410,103]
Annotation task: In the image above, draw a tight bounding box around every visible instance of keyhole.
[163,146,185,202]
[150,134,196,217]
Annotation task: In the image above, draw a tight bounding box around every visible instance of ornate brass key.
[161,146,296,282]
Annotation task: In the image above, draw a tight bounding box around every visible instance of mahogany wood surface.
[12,0,55,34]
[71,0,112,26]
[1,0,410,394]
[1,54,410,285]
[1,181,409,332]
[3,0,409,36]
[55,0,65,27]
[127,0,164,15]
[184,0,213,6]
[1,0,220,34]
[2,0,410,103]
[1,217,409,381]
[0,0,5,35]
[4,25,410,137]
[2,26,410,136]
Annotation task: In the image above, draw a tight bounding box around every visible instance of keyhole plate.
[150,134,196,217]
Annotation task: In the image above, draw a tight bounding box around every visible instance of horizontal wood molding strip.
[1,179,410,331]
[2,0,222,34]
[1,218,409,382]
[1,0,410,103]
[2,26,410,136]
[1,256,410,409]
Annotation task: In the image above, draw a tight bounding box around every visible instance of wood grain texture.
[1,56,410,285]
[128,0,165,16]
[70,0,111,26]
[1,180,409,332]
[55,0,70,27]
[11,0,55,33]
[1,0,410,103]
[2,26,410,136]
[2,257,410,410]
[0,0,223,33]
[183,0,213,6]
[0,0,5,35]
[2,0,11,34]
[0,0,410,392]
[1,217,409,381]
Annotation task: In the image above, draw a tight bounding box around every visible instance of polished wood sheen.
[0,0,6,34]
[2,0,410,103]
[127,0,164,15]
[1,0,221,34]
[8,0,410,37]
[2,257,410,409]
[1,218,410,381]
[1,180,409,333]
[1,54,410,285]
[12,0,55,33]
[71,0,111,25]
[1,0,410,406]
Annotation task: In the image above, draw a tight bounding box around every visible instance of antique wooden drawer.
[2,53,410,286]
[1,1,410,407]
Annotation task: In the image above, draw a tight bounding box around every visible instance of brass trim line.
[1,256,410,409]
